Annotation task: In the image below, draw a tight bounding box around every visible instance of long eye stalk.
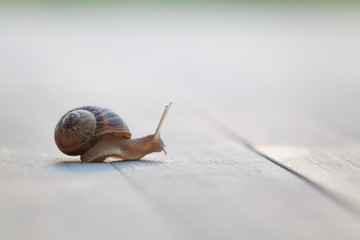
[155,102,172,136]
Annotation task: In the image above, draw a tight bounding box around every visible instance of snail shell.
[54,106,131,156]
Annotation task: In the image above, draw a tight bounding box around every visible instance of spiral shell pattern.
[54,106,131,156]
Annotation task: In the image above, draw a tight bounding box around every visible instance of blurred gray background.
[1,1,359,153]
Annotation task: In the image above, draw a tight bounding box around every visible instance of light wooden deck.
[1,4,360,240]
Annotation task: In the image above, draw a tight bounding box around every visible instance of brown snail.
[54,103,172,162]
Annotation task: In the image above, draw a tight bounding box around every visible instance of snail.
[54,103,172,162]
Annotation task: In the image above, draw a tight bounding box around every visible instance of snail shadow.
[52,158,164,173]
[110,159,165,171]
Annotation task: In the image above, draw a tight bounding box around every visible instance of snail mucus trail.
[54,103,172,162]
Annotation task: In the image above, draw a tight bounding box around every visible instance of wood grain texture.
[109,101,360,240]
[0,151,188,240]
[112,146,360,240]
[257,144,360,214]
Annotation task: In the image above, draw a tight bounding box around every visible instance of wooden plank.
[111,135,360,240]
[0,150,189,240]
[109,98,360,240]
[4,93,360,239]
[257,144,360,214]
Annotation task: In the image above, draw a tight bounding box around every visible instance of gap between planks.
[110,162,211,240]
[174,96,360,220]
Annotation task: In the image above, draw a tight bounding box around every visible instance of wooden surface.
[1,4,360,240]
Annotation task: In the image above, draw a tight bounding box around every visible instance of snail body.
[54,103,171,162]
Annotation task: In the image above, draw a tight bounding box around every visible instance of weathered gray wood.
[112,147,360,240]
[257,144,360,214]
[110,101,360,240]
[0,150,188,240]
[4,92,360,240]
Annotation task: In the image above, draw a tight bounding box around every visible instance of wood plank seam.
[110,162,212,240]
[252,146,360,219]
[162,83,360,220]
[234,133,360,219]
[189,104,360,220]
